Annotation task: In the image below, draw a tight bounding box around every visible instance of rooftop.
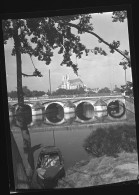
[68,78,83,84]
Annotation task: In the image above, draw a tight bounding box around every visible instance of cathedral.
[57,75,86,90]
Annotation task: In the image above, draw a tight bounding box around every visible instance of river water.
[10,102,136,171]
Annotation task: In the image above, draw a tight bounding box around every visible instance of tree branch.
[64,22,130,63]
[22,73,36,77]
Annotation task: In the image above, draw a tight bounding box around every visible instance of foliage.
[112,11,127,22]
[121,81,133,96]
[22,68,43,77]
[83,124,137,158]
[51,87,86,96]
[87,90,97,95]
[46,90,51,96]
[31,90,45,97]
[8,86,46,98]
[2,11,130,75]
[3,11,131,105]
[22,86,32,97]
[98,87,111,94]
[113,86,122,93]
[8,90,17,98]
[2,15,92,75]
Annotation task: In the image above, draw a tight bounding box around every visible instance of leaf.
[112,11,127,22]
[33,69,43,77]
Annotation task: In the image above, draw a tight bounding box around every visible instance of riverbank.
[11,109,137,189]
[56,152,138,188]
[56,121,138,188]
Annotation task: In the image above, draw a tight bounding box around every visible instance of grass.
[57,152,138,188]
[56,122,138,188]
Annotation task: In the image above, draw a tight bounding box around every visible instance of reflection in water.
[107,100,125,118]
[76,102,94,121]
[45,103,64,124]
[83,124,137,158]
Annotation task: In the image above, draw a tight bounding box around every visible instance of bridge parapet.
[73,96,125,106]
[73,99,97,107]
[8,95,126,115]
[103,97,125,106]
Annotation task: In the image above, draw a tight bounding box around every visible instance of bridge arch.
[44,116,65,125]
[43,101,65,124]
[107,99,126,118]
[12,102,34,115]
[75,116,95,123]
[74,100,94,108]
[104,97,125,106]
[74,100,94,121]
[43,101,65,111]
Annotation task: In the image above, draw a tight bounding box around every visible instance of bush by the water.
[83,124,137,157]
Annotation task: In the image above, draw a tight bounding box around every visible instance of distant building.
[57,75,86,90]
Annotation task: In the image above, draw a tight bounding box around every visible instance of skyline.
[4,12,132,93]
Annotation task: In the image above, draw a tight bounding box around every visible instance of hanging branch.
[22,55,43,77]
[22,73,35,77]
[22,69,43,77]
[63,22,131,64]
[29,54,36,69]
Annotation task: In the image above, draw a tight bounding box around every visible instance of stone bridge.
[8,95,126,115]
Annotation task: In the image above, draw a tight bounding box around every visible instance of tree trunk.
[15,106,34,183]
[13,22,24,105]
[12,21,35,186]
[21,127,34,183]
[11,132,30,189]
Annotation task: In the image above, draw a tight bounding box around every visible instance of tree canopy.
[121,81,133,96]
[51,87,86,96]
[2,11,130,75]
[3,11,131,104]
[98,87,111,94]
[8,86,46,98]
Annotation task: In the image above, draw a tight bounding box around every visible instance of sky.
[4,11,132,93]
